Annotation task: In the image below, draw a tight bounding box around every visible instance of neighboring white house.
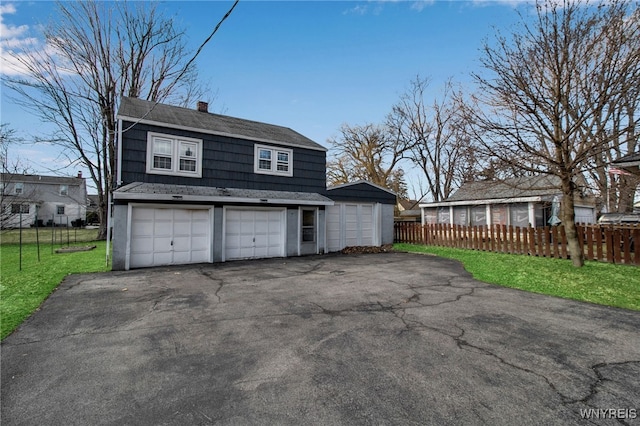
[1,173,88,229]
[420,175,597,228]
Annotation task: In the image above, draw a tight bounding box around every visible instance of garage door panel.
[131,222,153,237]
[133,208,154,220]
[326,205,341,252]
[153,251,173,266]
[132,252,153,267]
[172,236,191,251]
[360,206,374,246]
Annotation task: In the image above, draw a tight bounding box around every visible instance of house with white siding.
[419,175,596,228]
[1,173,87,229]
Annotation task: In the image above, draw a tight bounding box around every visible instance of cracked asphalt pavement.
[2,252,639,425]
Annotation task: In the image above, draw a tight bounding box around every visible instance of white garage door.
[129,207,211,269]
[225,209,285,261]
[327,203,377,252]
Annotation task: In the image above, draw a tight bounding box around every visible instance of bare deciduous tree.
[467,0,640,267]
[327,123,410,198]
[0,124,33,229]
[3,0,237,239]
[388,76,478,202]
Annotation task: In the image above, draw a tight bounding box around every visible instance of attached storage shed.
[325,181,396,252]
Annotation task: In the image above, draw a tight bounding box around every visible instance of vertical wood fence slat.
[613,229,622,264]
[622,228,631,265]
[633,228,640,266]
[542,227,550,258]
[605,227,614,263]
[586,226,594,261]
[595,227,603,261]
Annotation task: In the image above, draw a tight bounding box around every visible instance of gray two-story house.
[1,173,87,229]
[112,97,395,270]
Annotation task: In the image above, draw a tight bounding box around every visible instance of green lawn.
[394,243,640,311]
[0,241,110,340]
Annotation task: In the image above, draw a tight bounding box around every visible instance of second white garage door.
[224,208,286,261]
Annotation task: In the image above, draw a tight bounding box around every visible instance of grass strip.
[394,243,640,311]
[1,241,110,340]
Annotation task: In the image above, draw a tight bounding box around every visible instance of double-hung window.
[59,185,69,196]
[11,204,29,214]
[147,132,202,178]
[14,183,23,195]
[254,144,293,177]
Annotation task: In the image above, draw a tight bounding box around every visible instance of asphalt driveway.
[2,252,639,425]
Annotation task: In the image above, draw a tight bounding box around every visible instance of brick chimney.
[77,171,82,178]
[197,101,208,113]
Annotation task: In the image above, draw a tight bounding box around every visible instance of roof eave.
[419,196,545,208]
[113,191,334,206]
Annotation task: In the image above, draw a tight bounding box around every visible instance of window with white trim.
[146,132,202,178]
[56,205,65,215]
[254,144,293,177]
[59,185,68,196]
[14,183,23,195]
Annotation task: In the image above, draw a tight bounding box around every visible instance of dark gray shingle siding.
[119,122,327,194]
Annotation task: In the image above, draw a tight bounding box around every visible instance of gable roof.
[612,152,640,165]
[117,97,327,152]
[327,180,396,195]
[398,199,420,210]
[1,173,85,186]
[611,152,640,176]
[446,175,562,202]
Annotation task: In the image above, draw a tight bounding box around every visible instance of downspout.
[106,118,122,267]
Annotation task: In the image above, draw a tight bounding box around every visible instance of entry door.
[129,207,211,269]
[224,209,285,260]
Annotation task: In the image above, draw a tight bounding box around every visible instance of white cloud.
[342,0,526,15]
[0,3,44,76]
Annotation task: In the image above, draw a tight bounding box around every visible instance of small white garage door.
[224,208,286,261]
[129,207,211,269]
[327,203,377,252]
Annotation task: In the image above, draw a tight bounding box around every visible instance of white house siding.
[575,206,596,224]
[1,174,87,229]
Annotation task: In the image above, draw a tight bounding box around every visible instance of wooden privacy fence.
[394,222,640,266]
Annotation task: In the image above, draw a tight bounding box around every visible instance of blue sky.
[0,1,528,192]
